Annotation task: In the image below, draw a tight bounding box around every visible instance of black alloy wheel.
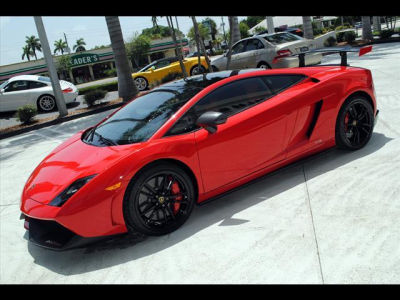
[335,96,374,150]
[123,163,195,236]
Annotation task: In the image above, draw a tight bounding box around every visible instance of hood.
[23,133,142,204]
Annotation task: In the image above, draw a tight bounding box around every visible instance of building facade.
[0,37,189,84]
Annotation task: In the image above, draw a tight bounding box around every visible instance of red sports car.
[20,47,378,250]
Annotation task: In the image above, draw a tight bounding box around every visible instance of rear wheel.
[123,163,195,236]
[190,65,206,76]
[257,62,271,69]
[335,96,374,150]
[37,95,56,111]
[134,77,148,91]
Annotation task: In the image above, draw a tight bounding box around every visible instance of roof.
[7,75,41,82]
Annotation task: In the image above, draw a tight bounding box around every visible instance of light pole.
[34,16,68,117]
[267,16,275,34]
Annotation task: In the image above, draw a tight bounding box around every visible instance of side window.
[166,77,273,136]
[261,75,306,94]
[155,60,170,69]
[245,39,264,51]
[231,41,246,55]
[28,81,47,89]
[4,80,29,92]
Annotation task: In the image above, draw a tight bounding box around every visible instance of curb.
[0,102,124,140]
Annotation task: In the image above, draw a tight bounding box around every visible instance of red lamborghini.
[20,47,378,250]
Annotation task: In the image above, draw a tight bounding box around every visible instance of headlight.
[49,175,96,207]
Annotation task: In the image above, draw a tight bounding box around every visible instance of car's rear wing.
[294,45,373,67]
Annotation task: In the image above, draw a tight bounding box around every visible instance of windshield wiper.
[94,132,118,146]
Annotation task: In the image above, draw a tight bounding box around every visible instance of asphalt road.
[0,42,399,283]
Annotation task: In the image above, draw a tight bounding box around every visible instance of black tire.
[37,94,56,112]
[134,76,148,91]
[257,62,271,69]
[123,162,196,236]
[335,95,374,150]
[190,65,206,76]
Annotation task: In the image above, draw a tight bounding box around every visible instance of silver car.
[0,75,78,112]
[211,32,323,71]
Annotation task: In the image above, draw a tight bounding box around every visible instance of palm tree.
[25,35,41,60]
[191,16,213,73]
[105,16,138,102]
[53,39,67,55]
[166,16,188,79]
[362,16,373,41]
[231,17,241,44]
[73,38,86,52]
[226,16,234,70]
[302,16,314,39]
[21,45,33,61]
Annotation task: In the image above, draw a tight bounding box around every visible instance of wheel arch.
[257,61,271,69]
[344,90,375,112]
[125,158,200,204]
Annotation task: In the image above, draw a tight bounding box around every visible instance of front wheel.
[123,163,196,236]
[335,96,374,150]
[190,65,206,76]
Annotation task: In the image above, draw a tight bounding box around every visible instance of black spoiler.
[275,45,373,67]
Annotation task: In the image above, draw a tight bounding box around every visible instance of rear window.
[263,32,303,45]
[38,76,51,82]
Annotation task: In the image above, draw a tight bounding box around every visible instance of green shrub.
[104,68,117,77]
[324,36,337,47]
[161,72,183,84]
[336,31,345,42]
[15,104,38,124]
[380,29,394,39]
[78,81,118,95]
[84,89,107,107]
[344,31,356,43]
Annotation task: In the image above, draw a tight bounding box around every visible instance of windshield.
[83,88,200,146]
[139,62,157,72]
[0,80,9,89]
[263,32,303,45]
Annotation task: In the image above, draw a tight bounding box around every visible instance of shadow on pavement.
[27,132,393,276]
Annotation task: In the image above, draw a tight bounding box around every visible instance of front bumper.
[22,215,109,251]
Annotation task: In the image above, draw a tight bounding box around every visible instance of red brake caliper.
[344,112,350,131]
[171,180,182,214]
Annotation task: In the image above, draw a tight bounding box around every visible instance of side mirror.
[196,111,227,134]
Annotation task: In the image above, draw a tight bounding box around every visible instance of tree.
[105,16,138,102]
[188,23,210,44]
[239,21,250,38]
[191,16,213,73]
[21,45,33,61]
[203,17,218,40]
[73,38,86,52]
[126,33,151,68]
[25,35,41,60]
[231,17,241,44]
[226,16,234,70]
[53,39,67,55]
[56,55,72,80]
[362,16,373,41]
[166,16,188,79]
[245,16,266,28]
[302,16,314,39]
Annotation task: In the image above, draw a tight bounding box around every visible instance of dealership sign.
[70,53,100,66]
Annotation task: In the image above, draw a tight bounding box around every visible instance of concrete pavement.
[0,42,399,284]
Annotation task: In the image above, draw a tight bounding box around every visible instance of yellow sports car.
[132,56,209,91]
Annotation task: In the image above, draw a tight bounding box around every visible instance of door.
[244,38,265,67]
[190,77,288,192]
[229,40,248,69]
[0,80,30,111]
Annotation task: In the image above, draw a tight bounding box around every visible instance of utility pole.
[63,33,71,54]
[34,16,68,117]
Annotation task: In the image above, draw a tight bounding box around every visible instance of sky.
[0,16,247,66]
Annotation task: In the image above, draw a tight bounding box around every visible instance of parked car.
[257,27,304,37]
[20,47,378,250]
[211,32,322,71]
[132,56,209,91]
[0,75,78,112]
